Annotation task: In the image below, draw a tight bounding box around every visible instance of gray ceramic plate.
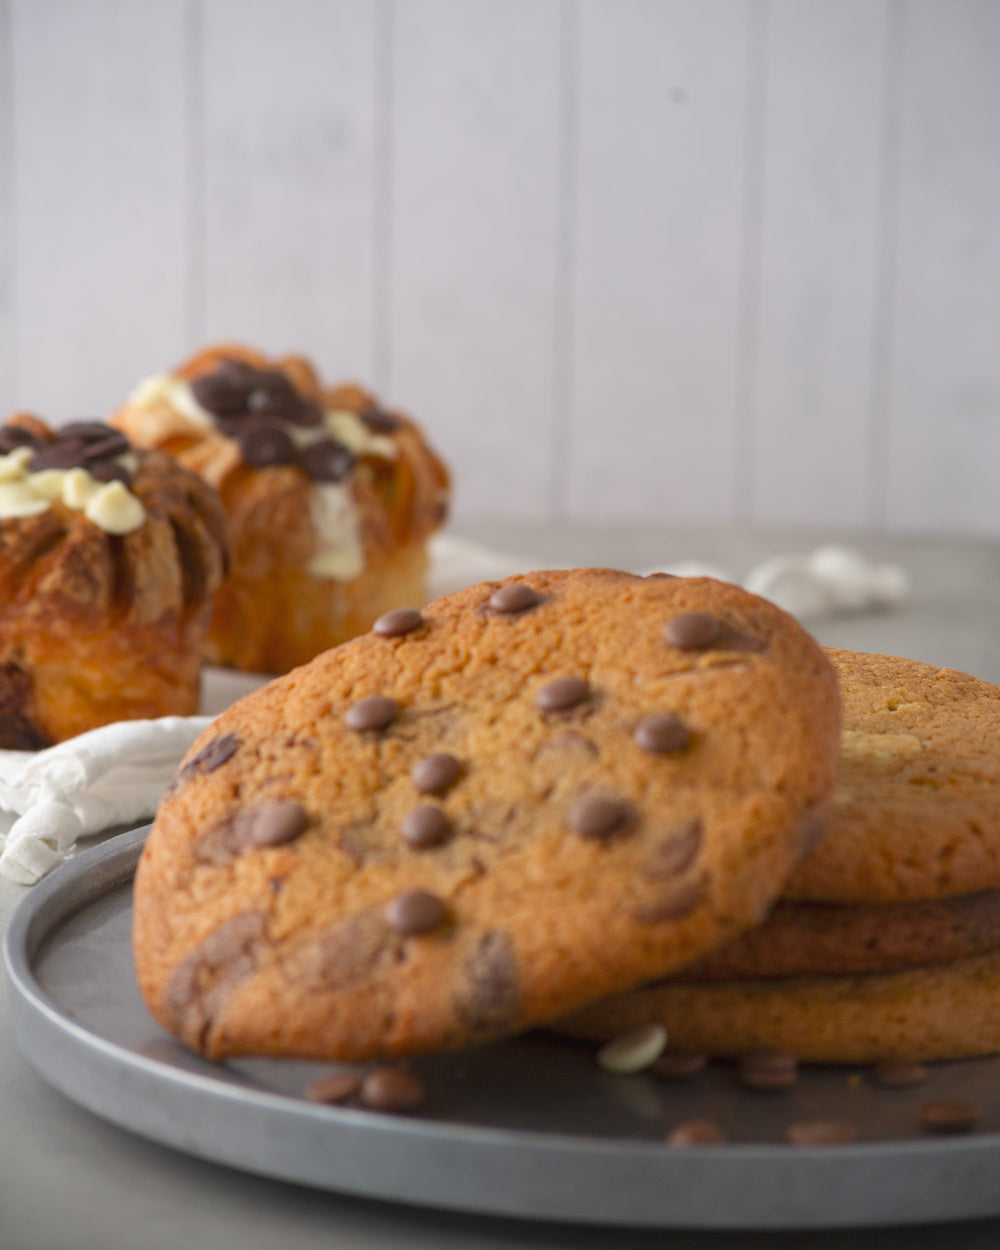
[6,826,1000,1230]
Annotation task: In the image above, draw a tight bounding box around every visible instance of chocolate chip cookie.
[133,568,841,1061]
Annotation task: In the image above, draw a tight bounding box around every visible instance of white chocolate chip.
[307,483,365,580]
[128,373,214,428]
[84,480,146,535]
[325,409,397,459]
[29,468,68,500]
[597,1024,668,1074]
[0,480,50,519]
[62,467,101,510]
[0,446,33,482]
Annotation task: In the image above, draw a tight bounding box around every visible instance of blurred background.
[0,0,997,532]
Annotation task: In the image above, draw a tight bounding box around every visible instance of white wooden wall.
[1,0,998,533]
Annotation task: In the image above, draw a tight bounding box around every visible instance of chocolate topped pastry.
[113,344,450,674]
[0,414,227,747]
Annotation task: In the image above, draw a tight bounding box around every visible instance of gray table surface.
[3,523,1000,1250]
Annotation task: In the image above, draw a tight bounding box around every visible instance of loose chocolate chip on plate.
[650,1052,708,1081]
[664,612,721,650]
[305,1072,362,1105]
[411,753,462,796]
[359,1067,425,1112]
[568,794,634,841]
[239,420,297,468]
[384,889,447,935]
[345,695,398,732]
[786,1120,856,1146]
[871,1059,928,1089]
[921,1101,981,1134]
[644,820,703,880]
[488,583,541,614]
[634,714,691,754]
[373,608,424,638]
[298,437,356,483]
[739,1048,798,1092]
[667,1119,727,1146]
[535,676,590,713]
[597,1024,667,1074]
[401,805,451,850]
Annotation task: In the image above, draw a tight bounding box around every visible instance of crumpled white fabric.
[0,717,212,884]
[0,535,908,885]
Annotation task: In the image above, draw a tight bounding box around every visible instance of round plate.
[6,826,1000,1230]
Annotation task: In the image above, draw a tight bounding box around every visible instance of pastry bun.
[0,415,228,748]
[114,344,450,674]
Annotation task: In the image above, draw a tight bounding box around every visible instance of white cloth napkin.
[0,534,908,885]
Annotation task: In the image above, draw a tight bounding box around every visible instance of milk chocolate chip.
[373,608,424,638]
[536,677,590,713]
[345,696,398,732]
[634,714,690,754]
[489,584,541,614]
[568,794,634,841]
[401,805,451,850]
[664,612,721,649]
[411,753,462,796]
[384,890,447,935]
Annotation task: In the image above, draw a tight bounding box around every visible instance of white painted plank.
[0,0,13,415]
[885,0,1000,534]
[749,0,889,529]
[11,0,189,420]
[387,0,563,522]
[201,0,378,382]
[567,0,754,524]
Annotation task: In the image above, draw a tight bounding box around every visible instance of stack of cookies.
[131,570,1000,1074]
[558,649,1000,1063]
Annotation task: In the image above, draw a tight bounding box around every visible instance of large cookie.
[555,947,1000,1063]
[133,569,841,1061]
[786,650,1000,902]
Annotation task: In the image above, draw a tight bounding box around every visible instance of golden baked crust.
[132,569,841,1062]
[554,947,1000,1063]
[786,649,1000,902]
[0,417,228,747]
[113,343,450,673]
[675,891,1000,980]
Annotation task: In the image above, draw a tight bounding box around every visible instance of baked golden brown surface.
[132,569,841,1062]
[114,343,450,673]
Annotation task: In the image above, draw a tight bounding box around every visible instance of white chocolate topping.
[0,450,146,533]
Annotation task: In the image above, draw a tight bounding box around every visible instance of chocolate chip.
[78,430,130,460]
[411,753,462,796]
[288,399,324,428]
[88,459,131,485]
[0,425,41,453]
[632,876,706,925]
[786,1120,856,1146]
[535,676,590,713]
[739,1048,798,1092]
[29,439,88,471]
[920,1101,981,1134]
[634,714,691,754]
[298,437,356,482]
[488,584,541,614]
[359,1067,425,1112]
[649,1052,708,1081]
[345,695,398,732]
[373,608,424,638]
[454,930,520,1033]
[239,420,296,468]
[306,1072,362,1105]
[871,1059,928,1089]
[384,889,447,935]
[245,371,300,421]
[245,800,309,847]
[360,405,400,434]
[567,793,634,840]
[192,369,252,416]
[644,820,703,879]
[666,1119,727,1146]
[189,732,240,774]
[664,612,721,649]
[401,805,451,849]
